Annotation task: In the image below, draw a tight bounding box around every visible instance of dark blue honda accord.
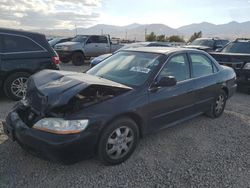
[3,47,237,165]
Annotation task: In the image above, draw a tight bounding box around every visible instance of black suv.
[185,38,229,52]
[0,28,60,100]
[210,38,250,92]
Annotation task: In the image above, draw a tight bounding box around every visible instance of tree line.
[146,31,202,43]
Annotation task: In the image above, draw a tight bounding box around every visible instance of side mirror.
[155,76,177,87]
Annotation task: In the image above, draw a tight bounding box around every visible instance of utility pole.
[125,30,128,41]
[101,29,103,35]
[75,24,77,36]
[145,28,147,41]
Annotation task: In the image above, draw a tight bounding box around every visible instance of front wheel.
[98,118,139,165]
[72,52,84,66]
[206,90,227,118]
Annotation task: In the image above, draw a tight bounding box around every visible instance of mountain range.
[37,21,250,41]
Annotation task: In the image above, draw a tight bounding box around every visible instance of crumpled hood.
[26,70,132,112]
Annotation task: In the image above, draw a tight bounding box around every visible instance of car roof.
[0,27,44,38]
[122,46,201,55]
[195,37,229,41]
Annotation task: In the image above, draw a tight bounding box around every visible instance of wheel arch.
[104,112,145,138]
[2,69,32,86]
[221,85,229,99]
[95,112,145,154]
[73,50,85,57]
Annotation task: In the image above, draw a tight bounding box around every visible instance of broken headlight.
[33,118,89,134]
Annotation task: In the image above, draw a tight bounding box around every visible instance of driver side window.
[159,54,190,82]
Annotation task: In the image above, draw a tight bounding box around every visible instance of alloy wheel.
[10,77,28,99]
[106,126,135,160]
[215,95,225,114]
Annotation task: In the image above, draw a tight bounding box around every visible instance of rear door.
[84,36,110,57]
[148,53,196,131]
[188,52,220,112]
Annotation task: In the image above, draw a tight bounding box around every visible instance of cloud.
[0,0,102,29]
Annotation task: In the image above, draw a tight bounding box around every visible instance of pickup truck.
[209,38,250,93]
[185,38,229,52]
[54,35,123,66]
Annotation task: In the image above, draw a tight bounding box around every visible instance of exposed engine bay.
[16,70,132,126]
[51,85,128,114]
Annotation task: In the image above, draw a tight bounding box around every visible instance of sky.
[1,0,250,30]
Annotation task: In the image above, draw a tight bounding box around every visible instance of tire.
[4,72,30,101]
[72,52,84,66]
[98,117,139,165]
[206,90,227,118]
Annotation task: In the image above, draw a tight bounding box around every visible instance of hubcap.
[106,126,134,160]
[10,77,28,99]
[215,95,225,114]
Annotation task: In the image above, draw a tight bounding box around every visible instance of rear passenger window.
[3,35,43,53]
[190,54,214,78]
[159,54,190,82]
[87,36,108,44]
[98,36,108,43]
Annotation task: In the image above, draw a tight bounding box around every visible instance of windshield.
[49,38,61,46]
[222,42,250,54]
[190,39,214,47]
[87,51,164,87]
[71,36,88,43]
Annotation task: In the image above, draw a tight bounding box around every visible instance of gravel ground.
[0,64,250,187]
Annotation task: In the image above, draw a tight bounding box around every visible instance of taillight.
[52,56,60,65]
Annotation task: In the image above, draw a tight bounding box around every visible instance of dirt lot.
[0,64,250,188]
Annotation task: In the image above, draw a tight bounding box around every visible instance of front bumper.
[3,111,99,164]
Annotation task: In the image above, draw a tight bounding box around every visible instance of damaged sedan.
[3,47,237,165]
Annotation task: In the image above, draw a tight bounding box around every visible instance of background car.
[90,42,171,67]
[0,28,60,100]
[49,37,73,48]
[54,35,124,66]
[3,47,236,165]
[210,38,250,92]
[185,38,229,52]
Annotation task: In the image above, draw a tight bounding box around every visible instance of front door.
[84,36,110,57]
[148,53,196,131]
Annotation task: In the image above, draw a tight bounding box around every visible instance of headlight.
[33,118,89,134]
[243,63,250,70]
[62,46,70,51]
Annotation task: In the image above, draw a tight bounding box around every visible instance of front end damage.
[20,70,132,126]
[3,70,132,163]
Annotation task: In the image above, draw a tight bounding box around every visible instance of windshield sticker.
[130,67,151,74]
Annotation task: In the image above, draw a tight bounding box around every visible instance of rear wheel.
[98,118,139,165]
[4,72,30,101]
[206,90,227,118]
[72,52,84,66]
